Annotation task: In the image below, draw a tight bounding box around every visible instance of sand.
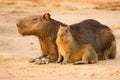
[0,0,120,80]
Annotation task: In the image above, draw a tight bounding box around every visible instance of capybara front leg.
[56,53,62,63]
[104,40,116,59]
[62,53,70,64]
[29,55,46,63]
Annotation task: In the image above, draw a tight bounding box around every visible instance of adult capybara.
[56,25,98,64]
[16,13,67,64]
[16,13,116,64]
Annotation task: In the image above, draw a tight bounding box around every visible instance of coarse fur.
[16,13,116,64]
[100,29,116,59]
[69,20,116,60]
[56,25,98,64]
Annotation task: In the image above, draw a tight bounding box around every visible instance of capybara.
[56,25,98,64]
[16,13,116,64]
[16,13,67,64]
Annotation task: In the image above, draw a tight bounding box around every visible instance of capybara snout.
[16,19,23,27]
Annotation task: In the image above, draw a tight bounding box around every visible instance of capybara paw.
[56,60,61,63]
[73,61,88,65]
[28,58,36,63]
[61,61,67,64]
[35,59,49,65]
[35,59,42,64]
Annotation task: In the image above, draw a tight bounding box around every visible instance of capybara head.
[16,13,51,36]
[57,25,72,40]
[100,28,115,43]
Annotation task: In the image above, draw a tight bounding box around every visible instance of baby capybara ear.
[43,13,51,20]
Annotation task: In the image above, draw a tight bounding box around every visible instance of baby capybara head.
[16,13,51,36]
[57,25,72,40]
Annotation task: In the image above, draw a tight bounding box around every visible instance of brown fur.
[69,20,116,60]
[16,13,66,63]
[100,29,116,59]
[56,25,98,64]
[16,13,116,64]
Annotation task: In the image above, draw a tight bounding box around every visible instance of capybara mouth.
[20,30,29,36]
[17,28,26,36]
[21,33,27,36]
[16,23,28,36]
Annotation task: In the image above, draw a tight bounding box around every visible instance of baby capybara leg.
[61,53,71,64]
[56,53,62,63]
[73,52,89,65]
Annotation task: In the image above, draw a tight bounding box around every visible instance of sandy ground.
[0,0,120,80]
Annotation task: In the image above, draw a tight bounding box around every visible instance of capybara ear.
[43,13,51,20]
[101,29,111,34]
[59,25,62,28]
[67,26,71,30]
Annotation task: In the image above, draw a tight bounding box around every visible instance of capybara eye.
[65,30,68,33]
[32,18,39,23]
[32,18,38,20]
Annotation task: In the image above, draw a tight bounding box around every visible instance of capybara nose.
[16,22,19,27]
[16,20,22,27]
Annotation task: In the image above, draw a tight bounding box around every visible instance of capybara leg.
[48,53,58,62]
[89,56,98,64]
[61,53,70,64]
[29,58,36,63]
[81,51,89,63]
[61,60,67,64]
[29,55,46,63]
[109,40,116,59]
[74,51,89,65]
[56,53,62,63]
[89,48,98,63]
[89,55,98,64]
[103,51,109,60]
[73,61,88,65]
[103,40,116,59]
